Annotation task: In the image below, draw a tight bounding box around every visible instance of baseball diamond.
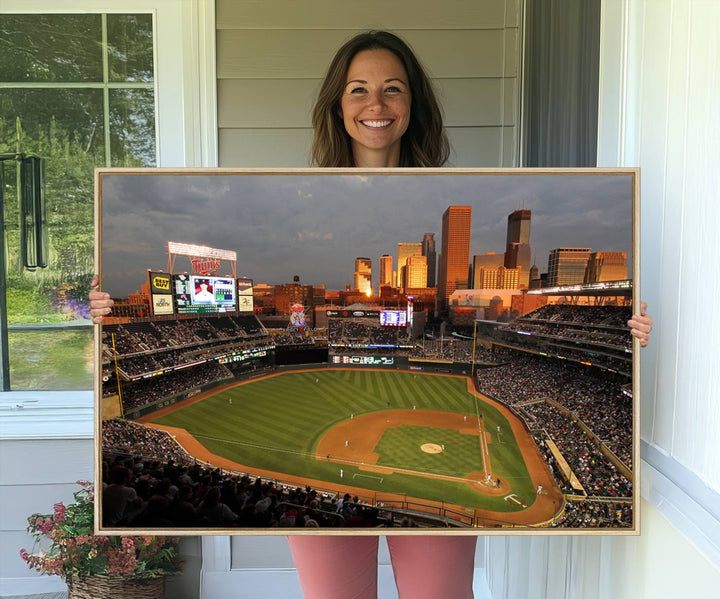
[140,368,562,525]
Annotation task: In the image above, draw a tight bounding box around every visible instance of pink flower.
[107,548,137,576]
[53,503,66,522]
[34,518,53,535]
[19,548,29,562]
[121,537,135,550]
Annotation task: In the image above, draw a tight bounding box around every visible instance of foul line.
[353,473,384,483]
[474,401,492,478]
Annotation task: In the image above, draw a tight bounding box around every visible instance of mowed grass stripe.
[375,425,481,478]
[150,369,536,510]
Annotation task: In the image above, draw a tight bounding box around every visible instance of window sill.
[641,440,720,567]
[0,391,93,440]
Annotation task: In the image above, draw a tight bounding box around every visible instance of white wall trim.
[641,444,720,567]
[0,392,93,440]
[0,0,213,168]
[598,0,720,573]
[180,0,218,168]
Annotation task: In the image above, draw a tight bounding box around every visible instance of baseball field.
[141,369,561,524]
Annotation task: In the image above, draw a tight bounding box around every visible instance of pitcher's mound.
[421,443,443,454]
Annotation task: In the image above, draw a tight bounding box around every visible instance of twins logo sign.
[289,303,306,328]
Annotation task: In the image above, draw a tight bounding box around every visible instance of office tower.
[547,248,591,286]
[438,206,472,308]
[472,252,505,288]
[529,262,541,289]
[504,209,532,288]
[353,257,372,296]
[584,251,628,283]
[497,266,520,289]
[474,265,520,289]
[397,242,422,292]
[422,233,437,287]
[530,262,540,282]
[379,254,393,289]
[405,255,428,289]
[476,267,499,289]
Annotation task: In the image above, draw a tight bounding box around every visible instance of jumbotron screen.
[174,274,237,314]
[379,309,407,327]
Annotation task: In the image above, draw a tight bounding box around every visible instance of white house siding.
[215,0,522,167]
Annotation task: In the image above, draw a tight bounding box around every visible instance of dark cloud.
[100,171,634,296]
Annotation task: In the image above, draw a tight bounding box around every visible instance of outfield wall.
[124,351,477,419]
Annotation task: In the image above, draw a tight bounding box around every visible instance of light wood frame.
[94,167,640,536]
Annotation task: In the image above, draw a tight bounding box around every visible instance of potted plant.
[20,480,182,598]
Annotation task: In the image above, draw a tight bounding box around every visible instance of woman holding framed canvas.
[90,30,652,599]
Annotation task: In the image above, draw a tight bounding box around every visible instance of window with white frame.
[0,13,156,390]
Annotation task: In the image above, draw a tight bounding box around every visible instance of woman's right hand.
[89,274,113,324]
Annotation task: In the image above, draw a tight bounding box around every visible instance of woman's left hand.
[628,301,652,348]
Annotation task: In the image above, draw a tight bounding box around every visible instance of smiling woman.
[340,49,412,167]
[311,31,448,168]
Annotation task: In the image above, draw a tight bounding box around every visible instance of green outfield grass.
[150,369,536,511]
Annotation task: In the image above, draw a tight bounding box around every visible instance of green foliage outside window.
[0,13,156,389]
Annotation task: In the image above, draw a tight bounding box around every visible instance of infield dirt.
[138,368,562,527]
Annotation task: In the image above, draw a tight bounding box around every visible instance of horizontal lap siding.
[216,0,522,168]
[216,1,517,30]
[0,439,93,580]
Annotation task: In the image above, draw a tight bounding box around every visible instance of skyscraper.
[584,251,628,283]
[378,254,393,289]
[422,233,437,288]
[504,209,532,288]
[472,252,505,288]
[438,206,472,309]
[353,257,372,296]
[405,255,428,289]
[397,242,422,292]
[547,248,591,286]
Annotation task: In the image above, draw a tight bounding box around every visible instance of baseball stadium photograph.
[96,168,638,534]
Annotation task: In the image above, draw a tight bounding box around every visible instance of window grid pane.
[1,13,156,391]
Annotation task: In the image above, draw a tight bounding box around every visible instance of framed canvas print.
[95,167,639,535]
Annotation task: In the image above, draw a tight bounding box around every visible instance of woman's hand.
[628,301,652,348]
[89,274,113,324]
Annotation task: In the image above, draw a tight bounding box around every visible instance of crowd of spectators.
[551,499,632,528]
[502,321,630,351]
[524,305,631,327]
[523,405,632,497]
[101,419,385,528]
[475,349,633,508]
[477,353,632,467]
[119,362,233,412]
[102,418,190,463]
[268,330,317,346]
[408,340,501,364]
[328,318,412,348]
[104,314,269,360]
[489,304,633,373]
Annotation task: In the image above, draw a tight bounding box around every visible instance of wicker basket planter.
[67,575,165,599]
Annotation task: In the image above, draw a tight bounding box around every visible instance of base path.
[136,368,562,527]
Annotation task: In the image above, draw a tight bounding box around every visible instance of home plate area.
[505,494,527,508]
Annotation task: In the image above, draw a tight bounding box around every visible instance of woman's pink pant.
[288,535,476,599]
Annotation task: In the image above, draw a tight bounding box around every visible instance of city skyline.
[100,172,635,298]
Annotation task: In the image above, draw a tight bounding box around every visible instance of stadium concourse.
[100,300,634,529]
